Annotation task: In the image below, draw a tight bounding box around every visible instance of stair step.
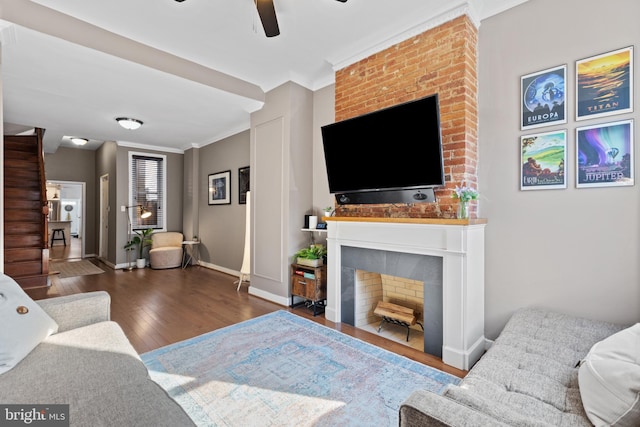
[4,222,42,234]
[4,210,42,222]
[3,158,39,170]
[5,199,43,211]
[4,138,39,152]
[9,274,50,290]
[4,235,43,249]
[4,166,39,181]
[4,188,41,201]
[4,150,39,162]
[4,174,40,190]
[5,248,43,263]
[4,260,44,277]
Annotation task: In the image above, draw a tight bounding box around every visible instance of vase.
[457,201,469,219]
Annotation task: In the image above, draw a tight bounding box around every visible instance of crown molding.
[328,2,479,73]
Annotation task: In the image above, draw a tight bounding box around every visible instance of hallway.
[49,234,82,260]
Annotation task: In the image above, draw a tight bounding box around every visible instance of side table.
[182,241,200,268]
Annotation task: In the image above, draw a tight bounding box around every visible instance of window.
[129,152,166,230]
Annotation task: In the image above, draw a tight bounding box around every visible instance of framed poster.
[576,119,634,188]
[208,170,231,205]
[238,166,250,205]
[521,65,566,130]
[576,46,633,121]
[521,130,567,190]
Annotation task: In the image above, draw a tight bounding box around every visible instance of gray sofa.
[0,291,194,427]
[400,307,625,426]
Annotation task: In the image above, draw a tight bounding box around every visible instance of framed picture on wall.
[238,166,250,205]
[520,130,567,190]
[576,46,633,121]
[208,170,231,205]
[576,119,634,188]
[521,65,566,130]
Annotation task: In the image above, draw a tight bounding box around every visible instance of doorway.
[46,180,86,260]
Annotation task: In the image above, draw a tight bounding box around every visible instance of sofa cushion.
[441,308,624,427]
[579,323,640,427]
[0,274,58,374]
[0,320,194,426]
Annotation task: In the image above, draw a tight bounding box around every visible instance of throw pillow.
[578,323,640,426]
[0,274,58,374]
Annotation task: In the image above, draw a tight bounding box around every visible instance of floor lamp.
[235,191,251,291]
[123,205,152,271]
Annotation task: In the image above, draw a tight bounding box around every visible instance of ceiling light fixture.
[116,117,143,130]
[70,137,88,146]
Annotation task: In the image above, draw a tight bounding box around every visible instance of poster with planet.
[576,119,634,188]
[521,130,567,190]
[576,46,633,121]
[521,65,567,130]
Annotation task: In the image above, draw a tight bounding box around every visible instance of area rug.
[49,259,104,278]
[141,310,460,426]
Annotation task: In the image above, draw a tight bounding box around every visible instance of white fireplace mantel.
[325,217,487,370]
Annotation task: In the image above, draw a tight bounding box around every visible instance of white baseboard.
[197,260,241,278]
[248,286,289,307]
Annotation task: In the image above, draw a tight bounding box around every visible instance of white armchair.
[149,232,183,269]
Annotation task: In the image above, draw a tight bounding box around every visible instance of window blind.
[130,154,164,230]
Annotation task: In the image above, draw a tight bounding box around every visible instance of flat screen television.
[321,93,444,205]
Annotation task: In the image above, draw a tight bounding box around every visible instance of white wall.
[478,0,640,338]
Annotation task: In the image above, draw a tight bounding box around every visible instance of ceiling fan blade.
[255,0,280,37]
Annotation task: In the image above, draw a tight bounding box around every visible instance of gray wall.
[44,147,97,256]
[95,141,118,263]
[312,84,335,216]
[198,130,250,271]
[115,146,184,265]
[478,0,640,338]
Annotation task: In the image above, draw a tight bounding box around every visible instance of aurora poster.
[576,120,634,188]
[576,46,633,120]
[521,65,566,130]
[521,130,567,190]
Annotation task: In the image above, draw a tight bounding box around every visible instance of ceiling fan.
[175,0,347,38]
[255,0,348,38]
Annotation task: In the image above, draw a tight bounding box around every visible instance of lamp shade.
[116,117,143,130]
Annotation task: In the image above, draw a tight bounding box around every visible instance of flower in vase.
[452,185,479,202]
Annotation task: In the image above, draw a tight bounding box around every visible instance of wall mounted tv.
[321,93,445,205]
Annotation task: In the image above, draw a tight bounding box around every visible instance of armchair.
[149,232,184,269]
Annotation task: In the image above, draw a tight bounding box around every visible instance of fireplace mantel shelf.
[325,216,487,226]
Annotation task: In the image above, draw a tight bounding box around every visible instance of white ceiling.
[0,0,527,153]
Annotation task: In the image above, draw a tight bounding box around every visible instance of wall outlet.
[121,205,126,212]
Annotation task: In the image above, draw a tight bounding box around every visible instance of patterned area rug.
[49,259,104,278]
[142,310,460,426]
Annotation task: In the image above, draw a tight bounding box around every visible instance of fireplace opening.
[340,246,443,357]
[355,270,425,352]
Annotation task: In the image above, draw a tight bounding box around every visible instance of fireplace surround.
[325,217,487,370]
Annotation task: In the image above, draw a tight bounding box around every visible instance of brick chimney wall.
[333,15,478,219]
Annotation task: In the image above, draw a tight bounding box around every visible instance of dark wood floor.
[27,259,466,378]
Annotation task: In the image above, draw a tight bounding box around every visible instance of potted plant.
[323,205,334,217]
[294,245,327,267]
[124,228,154,268]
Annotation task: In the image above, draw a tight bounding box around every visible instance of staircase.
[4,128,50,289]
